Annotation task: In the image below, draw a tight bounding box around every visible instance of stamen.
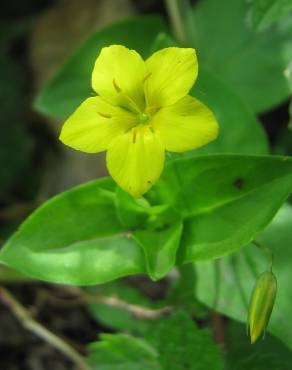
[113,79,122,93]
[146,106,161,115]
[112,79,140,115]
[98,112,112,118]
[143,72,152,83]
[132,128,137,144]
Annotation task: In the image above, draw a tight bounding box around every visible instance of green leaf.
[88,313,224,370]
[0,177,146,285]
[155,154,292,261]
[189,0,292,112]
[133,222,183,280]
[88,333,161,370]
[115,187,154,229]
[248,0,292,31]
[2,154,292,285]
[226,321,292,370]
[150,312,224,370]
[34,16,167,119]
[195,204,292,349]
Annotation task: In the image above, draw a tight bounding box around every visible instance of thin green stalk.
[252,240,274,272]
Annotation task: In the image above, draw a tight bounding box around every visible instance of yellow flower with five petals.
[60,45,219,197]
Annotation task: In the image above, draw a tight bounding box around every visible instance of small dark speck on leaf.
[233,177,244,190]
[147,180,152,184]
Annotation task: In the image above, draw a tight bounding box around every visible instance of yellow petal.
[145,47,198,108]
[92,45,147,112]
[59,97,137,153]
[151,95,219,152]
[106,125,165,197]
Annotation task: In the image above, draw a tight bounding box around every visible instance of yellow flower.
[60,45,219,197]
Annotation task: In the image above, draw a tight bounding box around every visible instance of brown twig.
[209,310,227,351]
[0,266,34,283]
[0,286,90,370]
[82,293,173,319]
[45,286,173,320]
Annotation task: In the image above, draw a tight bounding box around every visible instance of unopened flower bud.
[248,271,277,344]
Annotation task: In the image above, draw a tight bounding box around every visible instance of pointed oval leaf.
[0,178,146,285]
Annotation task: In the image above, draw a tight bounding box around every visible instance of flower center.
[138,112,151,124]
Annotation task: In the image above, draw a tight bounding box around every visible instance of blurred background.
[1,0,292,369]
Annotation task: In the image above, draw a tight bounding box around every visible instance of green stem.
[252,240,274,272]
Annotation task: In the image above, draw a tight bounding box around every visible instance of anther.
[113,79,122,93]
[98,112,112,118]
[143,72,152,83]
[132,129,137,144]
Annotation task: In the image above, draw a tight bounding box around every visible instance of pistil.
[138,112,151,124]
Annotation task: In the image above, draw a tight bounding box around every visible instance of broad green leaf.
[149,312,224,370]
[2,154,292,285]
[248,0,292,31]
[88,312,224,370]
[189,0,292,112]
[133,222,183,280]
[115,187,168,229]
[195,204,292,349]
[115,188,150,229]
[154,154,292,260]
[88,334,161,370]
[0,178,146,285]
[226,321,292,370]
[34,16,167,119]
